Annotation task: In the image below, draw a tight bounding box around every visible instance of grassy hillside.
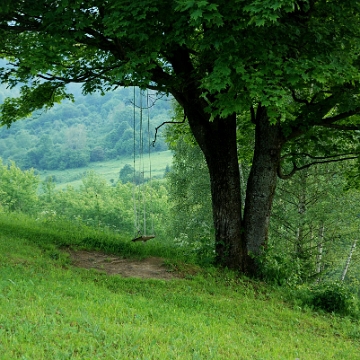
[0,212,359,359]
[38,150,173,189]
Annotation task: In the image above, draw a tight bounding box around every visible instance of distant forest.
[0,85,171,170]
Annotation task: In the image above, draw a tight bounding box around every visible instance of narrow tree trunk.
[316,223,324,276]
[295,171,307,257]
[239,162,246,210]
[341,239,357,282]
[243,106,285,275]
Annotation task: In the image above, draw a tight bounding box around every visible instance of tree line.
[0,158,170,239]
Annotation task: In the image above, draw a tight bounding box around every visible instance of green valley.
[38,150,173,189]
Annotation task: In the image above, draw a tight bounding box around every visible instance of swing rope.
[146,90,155,235]
[132,86,139,235]
[132,88,155,242]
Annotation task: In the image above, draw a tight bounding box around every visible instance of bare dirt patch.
[67,249,178,280]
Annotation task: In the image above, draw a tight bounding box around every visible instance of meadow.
[0,212,359,359]
[38,150,173,189]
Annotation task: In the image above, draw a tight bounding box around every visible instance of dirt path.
[67,249,178,280]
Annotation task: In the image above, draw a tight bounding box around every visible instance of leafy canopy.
[1,1,360,172]
[0,1,360,123]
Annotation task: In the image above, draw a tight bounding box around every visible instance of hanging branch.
[278,152,360,179]
[152,111,187,146]
[281,152,360,161]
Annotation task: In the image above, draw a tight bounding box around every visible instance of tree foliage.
[0,159,39,213]
[166,124,214,260]
[38,170,170,238]
[0,1,358,125]
[2,1,360,273]
[266,163,360,284]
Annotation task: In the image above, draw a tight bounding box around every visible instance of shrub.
[256,245,303,287]
[295,281,359,316]
[0,159,39,213]
[311,281,358,315]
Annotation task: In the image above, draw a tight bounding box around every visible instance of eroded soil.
[67,249,178,280]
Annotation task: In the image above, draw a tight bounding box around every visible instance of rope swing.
[131,88,155,242]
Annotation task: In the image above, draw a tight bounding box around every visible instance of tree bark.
[206,115,246,270]
[185,108,246,271]
[243,106,285,274]
[176,92,284,274]
[169,47,246,271]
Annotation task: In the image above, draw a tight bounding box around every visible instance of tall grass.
[0,212,192,262]
[0,212,359,359]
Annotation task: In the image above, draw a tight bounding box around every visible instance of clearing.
[67,249,177,280]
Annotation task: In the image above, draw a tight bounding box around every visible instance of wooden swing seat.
[131,235,156,242]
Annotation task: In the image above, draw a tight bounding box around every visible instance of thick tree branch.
[291,89,309,105]
[317,107,360,127]
[285,92,360,140]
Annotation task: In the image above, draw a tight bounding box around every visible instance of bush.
[119,164,135,184]
[0,159,39,214]
[311,282,358,315]
[295,281,359,316]
[256,245,303,287]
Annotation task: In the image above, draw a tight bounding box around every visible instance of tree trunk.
[179,97,283,274]
[185,108,246,271]
[243,106,285,274]
[295,171,307,257]
[341,239,357,282]
[169,51,246,272]
[316,223,324,276]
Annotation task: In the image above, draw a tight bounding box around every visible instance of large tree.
[1,0,360,274]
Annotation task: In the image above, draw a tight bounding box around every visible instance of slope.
[0,213,359,359]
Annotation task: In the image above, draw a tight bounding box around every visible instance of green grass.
[0,212,359,359]
[0,212,185,262]
[38,150,173,189]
